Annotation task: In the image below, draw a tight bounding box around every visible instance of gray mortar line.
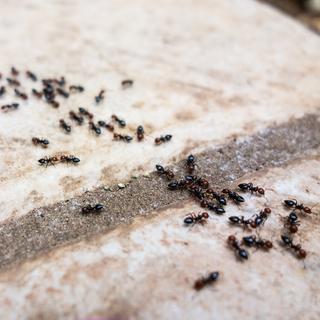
[0,114,319,270]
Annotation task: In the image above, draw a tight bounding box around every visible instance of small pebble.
[118,183,126,189]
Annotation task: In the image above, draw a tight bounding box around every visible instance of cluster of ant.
[156,154,313,290]
[38,154,80,166]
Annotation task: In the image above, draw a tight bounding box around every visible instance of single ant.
[155,134,172,145]
[242,235,273,250]
[227,235,249,260]
[14,88,28,100]
[43,84,55,102]
[7,78,20,86]
[229,215,254,229]
[206,202,225,214]
[48,100,59,108]
[82,204,104,214]
[184,212,209,226]
[205,189,227,206]
[194,271,219,290]
[238,182,265,195]
[156,164,174,180]
[222,189,245,204]
[113,133,132,142]
[111,114,126,127]
[168,179,187,190]
[186,154,196,173]
[56,87,69,98]
[38,156,59,166]
[55,77,66,87]
[59,119,72,133]
[60,155,80,164]
[26,71,37,81]
[69,111,84,125]
[89,121,102,135]
[32,137,49,148]
[283,199,312,214]
[250,207,271,228]
[95,89,105,103]
[0,86,6,97]
[136,125,144,141]
[121,79,133,89]
[69,85,84,92]
[79,107,93,119]
[1,103,19,112]
[98,120,114,132]
[11,66,19,76]
[283,211,300,234]
[281,235,307,259]
[32,89,43,98]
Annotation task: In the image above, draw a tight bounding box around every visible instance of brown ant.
[38,156,59,166]
[184,175,209,189]
[32,137,49,148]
[79,107,93,119]
[206,189,227,206]
[188,185,205,200]
[56,87,69,98]
[242,235,273,250]
[32,89,43,98]
[26,71,37,81]
[283,211,300,233]
[136,125,144,141]
[95,89,105,103]
[69,111,84,125]
[14,88,28,100]
[7,78,20,86]
[82,204,104,214]
[60,155,80,164]
[227,235,249,260]
[222,189,245,204]
[98,120,114,132]
[59,119,71,133]
[238,183,265,195]
[250,207,271,228]
[113,133,132,142]
[281,235,307,259]
[283,199,312,214]
[69,85,84,92]
[194,271,219,290]
[155,164,174,180]
[48,100,60,108]
[186,154,196,173]
[184,212,209,226]
[154,134,172,145]
[229,215,254,229]
[111,114,126,127]
[121,79,134,89]
[11,66,19,76]
[89,121,101,135]
[0,86,6,97]
[1,103,19,112]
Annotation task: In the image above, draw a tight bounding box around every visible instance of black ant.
[7,78,20,86]
[238,183,265,195]
[69,85,84,92]
[38,156,59,166]
[82,204,104,214]
[11,66,19,76]
[186,154,196,173]
[60,155,80,164]
[98,121,114,132]
[283,211,300,234]
[95,90,105,103]
[69,111,84,125]
[154,134,172,145]
[156,164,174,180]
[136,125,144,141]
[89,121,101,135]
[281,235,307,259]
[32,137,49,148]
[184,175,209,189]
[206,202,225,214]
[32,89,43,98]
[227,235,249,260]
[184,212,209,226]
[0,86,6,97]
[56,87,69,98]
[222,189,245,204]
[55,77,66,87]
[283,199,312,214]
[79,107,93,119]
[188,185,205,200]
[111,114,126,127]
[250,207,271,228]
[229,215,254,229]
[14,88,28,100]
[121,79,134,89]
[59,119,71,133]
[43,84,55,102]
[113,133,132,142]
[242,235,273,250]
[206,189,227,206]
[168,180,187,190]
[26,71,37,81]
[1,103,19,112]
[194,271,219,290]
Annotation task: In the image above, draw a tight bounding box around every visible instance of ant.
[206,189,227,206]
[89,121,102,135]
[238,183,265,195]
[48,100,59,108]
[188,185,205,200]
[281,235,307,259]
[184,212,209,226]
[79,107,93,119]
[136,125,144,141]
[206,202,225,214]
[98,120,114,132]
[242,235,273,250]
[7,78,20,86]
[222,189,245,204]
[38,156,59,166]
[55,77,66,87]
[32,89,43,98]
[283,211,300,234]
[43,84,55,102]
[69,111,84,125]
[229,215,254,229]
[32,137,49,148]
[227,235,249,260]
[0,86,6,97]
[14,88,28,100]
[26,71,37,81]
[60,155,80,164]
[186,154,196,173]
[121,79,134,89]
[250,207,271,228]
[1,103,19,112]
[69,85,84,92]
[59,119,71,133]
[56,87,69,98]
[154,134,172,145]
[156,164,174,180]
[82,204,104,214]
[283,199,312,214]
[194,271,219,290]
[95,89,105,103]
[111,114,126,127]
[113,133,133,142]
[168,179,187,190]
[11,66,19,76]
[184,175,209,189]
